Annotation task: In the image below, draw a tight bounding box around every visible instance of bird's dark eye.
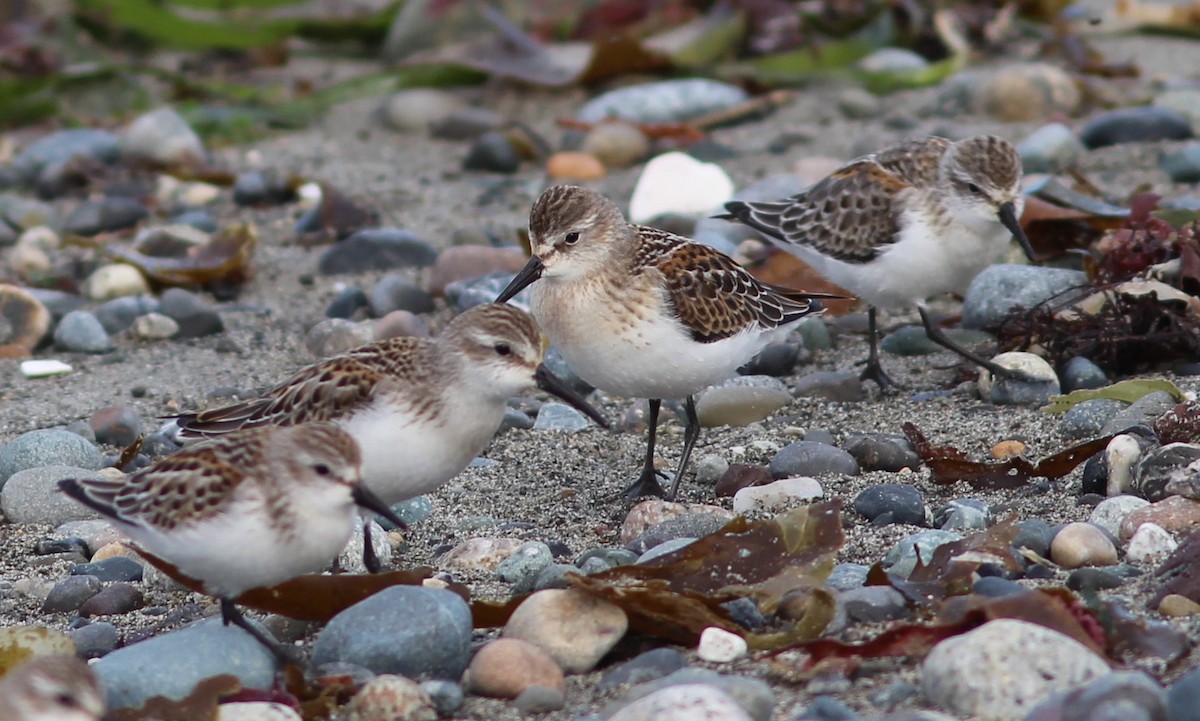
[967,182,982,195]
[564,231,580,245]
[56,693,78,708]
[313,463,331,476]
[494,343,512,356]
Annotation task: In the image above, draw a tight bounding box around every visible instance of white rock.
[1126,522,1177,564]
[1105,434,1142,496]
[132,313,180,340]
[85,263,151,301]
[696,627,747,663]
[6,244,50,276]
[609,684,751,721]
[921,619,1109,720]
[16,226,60,251]
[120,107,206,166]
[216,702,302,721]
[1088,495,1150,538]
[20,359,73,378]
[628,152,734,224]
[732,477,823,514]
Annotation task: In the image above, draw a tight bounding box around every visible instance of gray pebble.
[445,271,529,312]
[0,432,102,485]
[880,326,994,357]
[158,288,223,338]
[305,318,373,359]
[429,107,506,140]
[94,617,278,710]
[1,464,105,524]
[973,576,1025,597]
[599,648,687,691]
[532,563,578,590]
[575,547,637,571]
[827,563,870,591]
[844,435,920,473]
[62,197,148,236]
[792,371,866,402]
[1160,143,1200,183]
[95,296,160,334]
[635,537,695,565]
[514,685,565,713]
[626,513,731,554]
[496,541,553,589]
[576,79,748,124]
[1017,123,1084,173]
[962,265,1088,331]
[1060,398,1127,440]
[884,529,963,578]
[369,274,435,316]
[935,498,991,531]
[42,574,103,612]
[420,679,464,716]
[694,454,730,485]
[853,483,926,525]
[13,129,120,181]
[1025,670,1166,721]
[769,441,859,478]
[498,407,534,434]
[54,311,113,353]
[839,586,908,624]
[324,287,368,319]
[1013,518,1055,558]
[79,582,144,617]
[312,586,472,678]
[1103,391,1180,435]
[71,556,143,583]
[70,621,120,658]
[1061,356,1109,392]
[389,496,433,528]
[231,170,295,206]
[1168,666,1200,721]
[463,132,520,173]
[119,107,206,166]
[533,403,590,432]
[1080,106,1193,148]
[1136,442,1200,501]
[318,229,437,275]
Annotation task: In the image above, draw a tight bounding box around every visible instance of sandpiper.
[172,303,608,570]
[495,185,829,499]
[719,135,1035,389]
[0,655,104,721]
[58,423,404,659]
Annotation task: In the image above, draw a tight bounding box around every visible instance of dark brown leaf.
[106,674,240,721]
[295,183,378,242]
[108,223,257,291]
[869,520,1022,605]
[902,423,1113,489]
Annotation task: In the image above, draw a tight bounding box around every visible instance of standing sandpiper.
[719,135,1036,389]
[495,185,829,499]
[172,303,608,570]
[58,423,406,660]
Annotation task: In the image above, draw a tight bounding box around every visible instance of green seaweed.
[1040,378,1188,414]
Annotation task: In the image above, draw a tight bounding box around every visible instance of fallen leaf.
[106,674,241,721]
[902,423,1112,489]
[1040,378,1187,414]
[567,501,844,649]
[869,520,1022,606]
[108,222,257,294]
[294,183,378,242]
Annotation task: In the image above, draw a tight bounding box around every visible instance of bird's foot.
[621,467,670,500]
[856,359,902,393]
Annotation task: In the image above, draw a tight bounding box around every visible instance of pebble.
[884,530,963,578]
[171,210,218,231]
[379,88,466,133]
[1136,442,1200,501]
[546,151,606,181]
[1158,594,1200,617]
[626,512,731,554]
[1088,495,1149,538]
[84,264,151,302]
[42,575,103,612]
[3,465,107,525]
[636,538,696,565]
[839,586,908,624]
[6,243,50,276]
[375,311,429,341]
[962,265,1088,331]
[971,63,1081,121]
[978,352,1060,406]
[599,648,687,691]
[609,684,751,721]
[72,556,143,582]
[420,679,464,716]
[53,310,114,353]
[1025,670,1167,721]
[343,675,438,721]
[694,454,730,486]
[853,483,927,526]
[696,627,747,663]
[305,318,373,359]
[369,274,435,316]
[70,621,120,658]
[1017,122,1085,173]
[1066,567,1124,593]
[533,403,590,432]
[325,287,369,320]
[496,541,554,589]
[619,500,732,544]
[582,123,650,168]
[312,587,472,679]
[695,378,792,427]
[1060,398,1127,440]
[715,463,771,497]
[62,197,148,236]
[318,229,437,275]
[132,312,180,340]
[740,342,799,377]
[425,245,527,296]
[1126,522,1177,564]
[844,435,920,473]
[89,406,142,447]
[731,477,823,514]
[158,288,223,338]
[462,132,521,173]
[513,685,566,713]
[231,170,295,206]
[120,107,206,166]
[1080,106,1193,148]
[769,441,859,478]
[79,582,144,617]
[95,295,160,334]
[827,563,870,591]
[464,638,564,698]
[429,107,505,140]
[836,87,881,119]
[13,129,120,181]
[879,326,994,357]
[1121,495,1200,539]
[629,152,733,224]
[1050,522,1118,568]
[1156,399,1200,444]
[503,588,627,673]
[1160,143,1200,183]
[1169,667,1200,721]
[1103,391,1179,435]
[216,703,303,721]
[338,518,391,575]
[576,79,747,124]
[440,537,523,572]
[1060,356,1109,392]
[921,619,1108,720]
[791,371,866,402]
[1102,433,1144,496]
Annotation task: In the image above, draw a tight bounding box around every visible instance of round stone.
[1080,106,1193,149]
[1050,522,1118,568]
[379,89,465,133]
[503,588,628,673]
[696,627,748,663]
[1089,495,1150,538]
[120,107,206,165]
[972,63,1081,121]
[884,530,964,578]
[977,352,1060,406]
[53,311,113,353]
[131,313,180,340]
[0,429,103,486]
[425,246,527,296]
[962,265,1088,331]
[731,477,823,514]
[343,675,437,721]
[768,441,859,478]
[464,638,564,698]
[1125,522,1177,564]
[608,684,751,721]
[696,380,792,428]
[546,151,606,181]
[85,264,150,301]
[582,122,650,168]
[853,483,926,526]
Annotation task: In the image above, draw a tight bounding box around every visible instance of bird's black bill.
[998,201,1037,263]
[352,485,408,530]
[534,364,609,429]
[495,257,545,303]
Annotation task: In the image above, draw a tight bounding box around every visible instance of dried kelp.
[868,520,1023,605]
[108,223,257,296]
[106,675,242,721]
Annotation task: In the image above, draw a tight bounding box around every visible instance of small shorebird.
[58,423,404,660]
[495,185,829,499]
[719,135,1036,389]
[172,303,608,570]
[0,655,104,721]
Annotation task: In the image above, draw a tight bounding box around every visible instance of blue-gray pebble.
[770,441,859,478]
[0,432,103,487]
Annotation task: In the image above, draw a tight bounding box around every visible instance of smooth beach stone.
[884,530,963,578]
[464,638,564,698]
[502,588,627,673]
[769,441,858,478]
[1,466,105,525]
[1050,522,1118,569]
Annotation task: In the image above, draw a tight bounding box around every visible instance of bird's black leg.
[917,306,1034,381]
[220,598,297,668]
[621,399,669,499]
[667,396,701,501]
[857,305,898,391]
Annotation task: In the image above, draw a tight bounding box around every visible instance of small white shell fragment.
[628,152,734,223]
[696,626,748,663]
[20,359,73,378]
